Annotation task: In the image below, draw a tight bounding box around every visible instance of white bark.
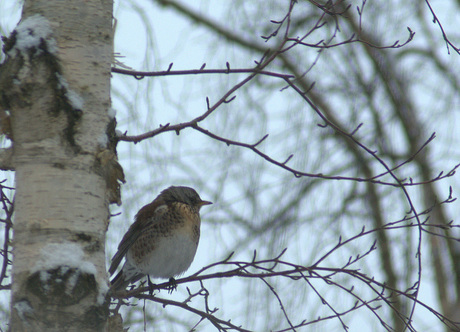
[0,1,114,330]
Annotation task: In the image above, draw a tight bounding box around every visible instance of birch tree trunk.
[0,1,115,330]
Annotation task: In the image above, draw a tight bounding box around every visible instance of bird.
[109,186,212,293]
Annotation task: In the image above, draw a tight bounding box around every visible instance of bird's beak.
[199,200,213,206]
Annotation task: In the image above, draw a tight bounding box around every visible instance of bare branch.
[424,0,460,54]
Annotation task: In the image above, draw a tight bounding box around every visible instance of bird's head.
[161,186,212,209]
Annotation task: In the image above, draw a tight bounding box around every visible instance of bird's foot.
[167,277,177,294]
[147,275,156,295]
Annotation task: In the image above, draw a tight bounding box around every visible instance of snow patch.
[97,134,108,147]
[65,89,84,110]
[65,268,80,295]
[32,241,97,276]
[97,281,109,305]
[39,270,51,291]
[108,107,117,119]
[56,73,85,110]
[13,300,33,321]
[9,14,57,56]
[31,242,110,301]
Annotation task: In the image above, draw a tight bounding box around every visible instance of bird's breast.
[128,231,199,278]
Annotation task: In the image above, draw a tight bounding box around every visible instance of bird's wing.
[108,202,168,275]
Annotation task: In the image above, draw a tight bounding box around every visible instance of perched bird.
[109,186,212,292]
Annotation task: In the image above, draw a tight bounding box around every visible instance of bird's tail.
[110,269,145,293]
[110,270,128,292]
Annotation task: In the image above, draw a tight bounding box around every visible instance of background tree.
[1,0,460,331]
